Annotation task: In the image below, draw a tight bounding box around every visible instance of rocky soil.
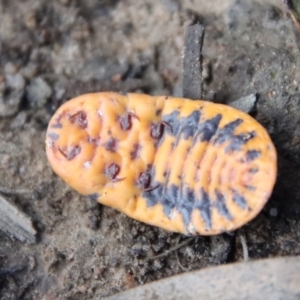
[0,0,300,299]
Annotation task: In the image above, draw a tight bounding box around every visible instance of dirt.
[0,0,300,299]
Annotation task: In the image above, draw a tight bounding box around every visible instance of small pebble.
[0,74,25,117]
[21,63,38,79]
[26,77,52,109]
[270,208,278,217]
[4,62,17,74]
[6,74,25,91]
[229,94,257,114]
[11,112,27,129]
[24,10,37,29]
[77,285,87,294]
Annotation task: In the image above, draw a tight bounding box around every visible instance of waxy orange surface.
[46,92,277,235]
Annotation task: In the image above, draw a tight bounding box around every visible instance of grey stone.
[0,74,25,117]
[26,77,52,109]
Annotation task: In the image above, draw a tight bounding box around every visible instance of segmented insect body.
[46,92,277,235]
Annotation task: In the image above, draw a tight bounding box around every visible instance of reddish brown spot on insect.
[87,136,100,145]
[130,143,140,160]
[119,113,132,131]
[156,109,162,116]
[105,163,120,180]
[119,112,140,131]
[58,146,81,160]
[68,111,88,129]
[150,121,171,139]
[55,111,67,123]
[137,172,151,189]
[105,138,117,152]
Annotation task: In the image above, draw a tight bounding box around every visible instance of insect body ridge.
[46,92,277,235]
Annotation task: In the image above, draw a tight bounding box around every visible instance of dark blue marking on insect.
[196,114,222,142]
[162,110,223,145]
[231,190,248,210]
[161,184,178,217]
[48,132,59,141]
[195,188,212,230]
[51,123,63,129]
[143,172,213,230]
[213,119,243,145]
[162,111,223,146]
[178,187,196,225]
[215,189,233,220]
[225,131,256,153]
[89,193,100,201]
[162,111,181,136]
[245,150,261,162]
[180,111,201,139]
[144,183,163,207]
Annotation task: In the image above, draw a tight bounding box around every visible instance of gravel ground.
[0,0,300,299]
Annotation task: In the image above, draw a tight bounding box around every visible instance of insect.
[46,92,277,235]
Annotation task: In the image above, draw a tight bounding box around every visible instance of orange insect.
[46,92,277,235]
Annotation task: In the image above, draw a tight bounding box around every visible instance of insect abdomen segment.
[46,92,277,235]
